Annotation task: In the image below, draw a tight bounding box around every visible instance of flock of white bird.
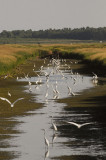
[0,58,97,156]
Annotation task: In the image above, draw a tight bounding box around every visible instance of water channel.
[0,59,106,160]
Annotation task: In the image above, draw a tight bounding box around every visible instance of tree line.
[0,27,106,40]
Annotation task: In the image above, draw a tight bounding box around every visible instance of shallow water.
[0,59,106,160]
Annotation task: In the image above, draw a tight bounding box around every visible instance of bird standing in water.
[51,117,57,133]
[42,129,49,150]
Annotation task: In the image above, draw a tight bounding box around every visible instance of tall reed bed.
[0,43,106,76]
[50,43,106,66]
[0,44,39,75]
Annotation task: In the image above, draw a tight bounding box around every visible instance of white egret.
[92,72,98,80]
[42,129,49,150]
[0,97,24,108]
[55,85,59,95]
[93,79,98,85]
[67,86,72,95]
[52,133,57,144]
[71,91,75,96]
[53,94,59,99]
[73,77,77,82]
[70,69,73,75]
[4,75,8,79]
[35,80,39,85]
[8,91,11,97]
[66,121,93,129]
[24,73,29,80]
[40,65,43,70]
[45,90,48,98]
[34,63,36,68]
[44,150,49,160]
[46,83,49,89]
[51,117,57,132]
[52,85,56,95]
[29,86,32,92]
[28,81,32,86]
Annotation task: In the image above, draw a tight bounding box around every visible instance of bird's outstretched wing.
[66,121,79,127]
[81,122,93,127]
[0,97,11,104]
[13,98,24,106]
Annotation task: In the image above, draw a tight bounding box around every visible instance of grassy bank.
[0,44,51,77]
[51,43,106,67]
[0,43,106,77]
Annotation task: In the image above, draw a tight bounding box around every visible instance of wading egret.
[42,129,49,150]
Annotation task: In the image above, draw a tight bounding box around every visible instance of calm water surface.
[0,59,106,160]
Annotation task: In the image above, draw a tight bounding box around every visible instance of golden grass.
[90,52,106,61]
[0,44,40,75]
[71,47,106,64]
[0,44,37,64]
[0,43,106,76]
[50,43,106,64]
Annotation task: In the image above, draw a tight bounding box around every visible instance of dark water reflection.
[57,107,106,158]
[0,59,106,160]
[51,155,104,160]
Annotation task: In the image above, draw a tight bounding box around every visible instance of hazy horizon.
[0,0,106,33]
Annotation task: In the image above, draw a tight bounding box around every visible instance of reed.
[0,43,106,76]
[50,43,106,66]
[0,44,39,75]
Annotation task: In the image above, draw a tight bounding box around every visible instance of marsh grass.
[0,44,40,75]
[0,43,106,76]
[49,43,106,70]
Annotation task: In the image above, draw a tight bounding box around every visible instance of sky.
[0,0,106,32]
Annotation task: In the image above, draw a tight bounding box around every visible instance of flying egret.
[0,97,24,108]
[66,121,93,129]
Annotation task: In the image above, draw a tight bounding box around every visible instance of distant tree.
[0,27,106,40]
